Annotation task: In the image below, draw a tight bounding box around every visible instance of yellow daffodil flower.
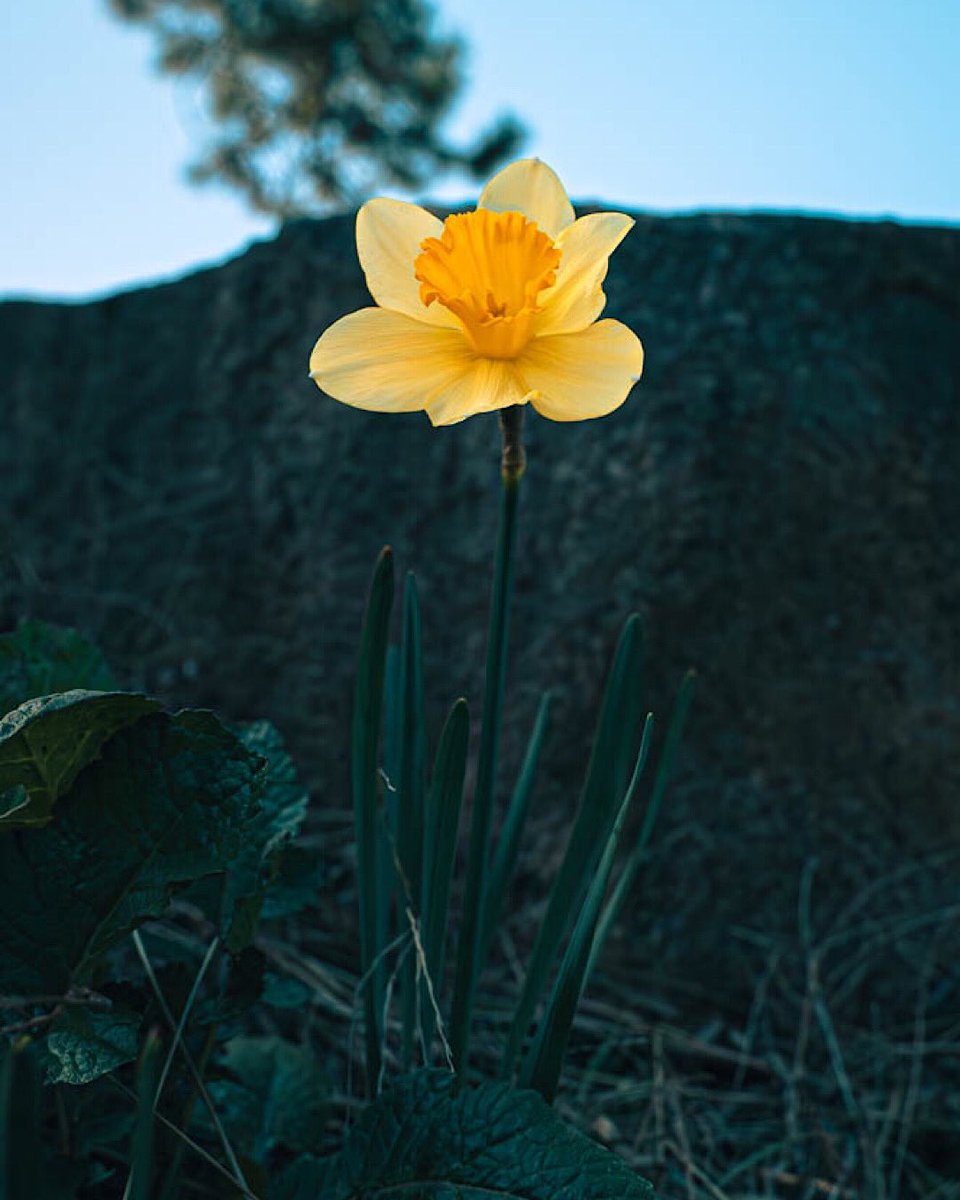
[309,159,644,426]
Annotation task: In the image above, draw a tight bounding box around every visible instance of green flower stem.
[449,405,525,1076]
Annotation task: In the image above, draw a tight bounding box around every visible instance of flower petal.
[310,307,475,413]
[535,212,635,336]
[425,359,530,427]
[519,320,644,422]
[356,198,459,328]
[478,159,576,238]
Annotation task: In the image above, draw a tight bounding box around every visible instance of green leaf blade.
[352,547,395,1091]
[419,698,469,1060]
[397,573,427,1068]
[520,715,654,1103]
[478,690,551,972]
[501,615,645,1078]
[591,669,696,968]
[127,1028,162,1200]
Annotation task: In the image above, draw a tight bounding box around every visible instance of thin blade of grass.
[500,613,645,1078]
[132,931,247,1194]
[0,1037,41,1200]
[351,546,395,1093]
[398,573,426,1069]
[477,691,552,971]
[108,1076,262,1200]
[590,668,696,973]
[520,714,653,1103]
[153,935,219,1106]
[420,698,470,1060]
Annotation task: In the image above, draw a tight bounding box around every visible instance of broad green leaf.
[224,720,310,951]
[501,615,644,1077]
[0,709,264,995]
[0,690,162,830]
[45,1006,141,1085]
[0,619,116,718]
[352,547,394,1092]
[210,1036,328,1160]
[272,1070,654,1200]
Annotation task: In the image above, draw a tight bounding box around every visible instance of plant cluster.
[0,588,686,1198]
[2,158,681,1200]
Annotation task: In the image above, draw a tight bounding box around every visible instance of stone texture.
[2,208,959,986]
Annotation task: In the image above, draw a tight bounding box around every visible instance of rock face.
[2,209,959,984]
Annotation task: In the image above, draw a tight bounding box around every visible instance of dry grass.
[247,803,960,1200]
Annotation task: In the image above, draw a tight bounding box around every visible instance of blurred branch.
[105,0,525,216]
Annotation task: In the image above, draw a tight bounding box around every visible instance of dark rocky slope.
[2,208,959,994]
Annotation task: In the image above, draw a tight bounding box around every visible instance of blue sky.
[2,0,958,299]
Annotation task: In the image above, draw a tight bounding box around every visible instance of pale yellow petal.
[425,359,530,427]
[309,307,475,413]
[478,159,576,238]
[518,320,644,422]
[355,198,459,328]
[535,212,635,336]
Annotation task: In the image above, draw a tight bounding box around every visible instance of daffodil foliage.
[311,159,645,425]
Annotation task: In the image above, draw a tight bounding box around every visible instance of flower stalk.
[449,413,525,1076]
[499,405,526,481]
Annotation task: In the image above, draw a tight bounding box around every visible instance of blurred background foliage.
[106,0,524,216]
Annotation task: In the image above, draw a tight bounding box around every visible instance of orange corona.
[414,210,561,359]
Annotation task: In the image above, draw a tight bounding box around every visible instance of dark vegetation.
[2,207,959,1196]
[106,0,522,215]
